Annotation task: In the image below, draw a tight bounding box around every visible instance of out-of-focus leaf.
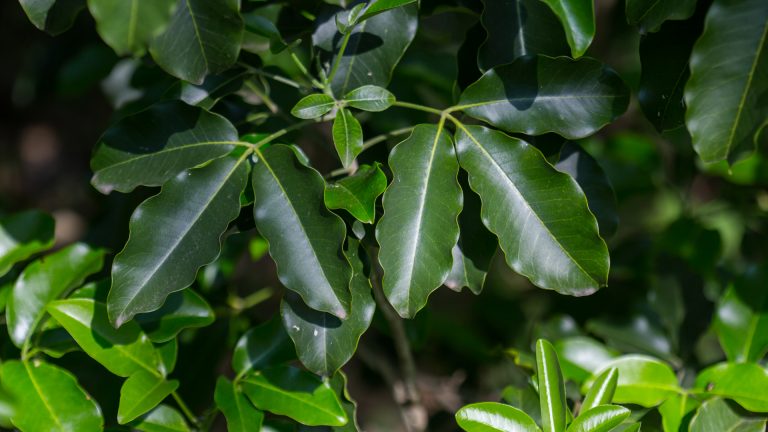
[325,163,387,224]
[178,69,246,109]
[232,315,295,375]
[215,377,264,432]
[587,312,677,363]
[19,0,85,35]
[695,362,768,412]
[583,355,680,407]
[0,210,55,277]
[332,108,364,168]
[626,0,697,33]
[555,336,618,384]
[536,0,594,57]
[455,402,541,432]
[536,339,566,432]
[658,393,698,432]
[88,0,177,56]
[502,385,542,426]
[118,370,178,424]
[134,289,215,343]
[689,398,766,432]
[715,266,768,362]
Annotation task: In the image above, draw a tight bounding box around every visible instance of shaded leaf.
[456,402,541,432]
[134,289,215,343]
[325,163,387,224]
[215,377,264,432]
[232,315,295,375]
[332,108,364,168]
[626,0,697,33]
[536,339,566,432]
[178,69,246,109]
[567,405,630,432]
[131,404,190,432]
[583,355,680,407]
[360,0,417,21]
[291,94,336,119]
[118,370,178,424]
[343,85,395,112]
[0,210,55,277]
[658,393,698,432]
[537,0,594,57]
[18,0,85,35]
[695,362,768,413]
[444,244,486,295]
[88,0,177,56]
[714,266,768,362]
[689,398,766,432]
[502,385,542,426]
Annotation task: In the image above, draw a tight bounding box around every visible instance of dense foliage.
[1,0,767,430]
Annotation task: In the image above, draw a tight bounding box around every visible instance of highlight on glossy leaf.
[291,94,336,119]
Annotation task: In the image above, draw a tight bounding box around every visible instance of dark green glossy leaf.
[478,0,569,70]
[1,360,102,432]
[626,0,697,33]
[455,125,608,295]
[567,405,630,432]
[252,144,352,319]
[314,3,418,95]
[343,85,395,112]
[684,0,768,163]
[118,370,178,424]
[537,0,594,57]
[581,368,618,412]
[332,108,364,168]
[178,69,246,109]
[18,0,85,35]
[215,377,264,432]
[554,336,618,384]
[90,101,240,194]
[241,366,348,426]
[327,371,360,432]
[47,298,165,377]
[281,239,375,376]
[7,243,105,347]
[134,289,215,342]
[376,123,461,318]
[359,0,417,21]
[658,393,698,432]
[456,402,541,432]
[583,355,680,408]
[88,0,176,56]
[458,55,629,140]
[536,339,566,432]
[715,266,768,362]
[695,363,768,412]
[689,398,766,432]
[232,315,295,375]
[325,163,387,224]
[0,210,55,277]
[291,94,336,119]
[444,245,486,295]
[131,404,190,432]
[108,153,249,327]
[149,0,243,84]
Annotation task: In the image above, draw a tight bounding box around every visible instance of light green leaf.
[47,298,165,377]
[157,339,178,373]
[715,266,768,362]
[360,0,417,21]
[0,360,102,432]
[658,393,698,432]
[343,85,395,112]
[240,366,348,426]
[332,108,364,168]
[87,0,176,56]
[583,355,680,408]
[536,339,566,432]
[376,123,461,318]
[281,239,375,376]
[215,377,264,432]
[536,0,594,57]
[567,405,630,432]
[131,404,190,432]
[684,0,768,163]
[690,398,766,432]
[455,125,608,295]
[325,163,387,224]
[149,0,243,84]
[695,362,768,412]
[108,152,249,327]
[134,289,215,342]
[458,56,629,140]
[581,368,618,412]
[291,94,336,119]
[90,101,240,194]
[7,243,104,347]
[0,210,55,277]
[625,0,696,33]
[118,370,178,424]
[252,144,352,319]
[18,0,85,35]
[232,315,295,375]
[555,336,618,384]
[456,402,542,432]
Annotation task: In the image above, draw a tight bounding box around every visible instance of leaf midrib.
[24,362,64,430]
[185,0,209,70]
[96,141,246,175]
[243,378,343,420]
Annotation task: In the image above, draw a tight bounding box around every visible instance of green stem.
[288,49,325,90]
[238,62,304,89]
[251,119,318,150]
[172,391,200,429]
[326,29,354,90]
[392,100,445,116]
[361,125,415,151]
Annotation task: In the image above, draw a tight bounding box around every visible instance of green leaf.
[7,243,105,347]
[37,327,80,358]
[118,370,178,424]
[178,69,246,110]
[586,312,676,363]
[454,125,608,295]
[252,144,352,319]
[458,55,629,140]
[281,239,375,376]
[502,385,542,426]
[359,0,417,21]
[478,0,569,70]
[214,377,264,432]
[689,398,766,432]
[130,404,190,432]
[90,101,240,194]
[240,366,348,426]
[583,355,680,408]
[232,315,295,375]
[554,337,618,384]
[343,85,395,112]
[684,0,768,163]
[291,94,336,119]
[456,402,542,432]
[626,0,697,34]
[714,266,768,362]
[444,244,486,295]
[332,108,364,168]
[87,0,176,56]
[1,360,102,432]
[328,371,361,432]
[134,289,215,343]
[695,362,768,412]
[108,152,249,327]
[581,368,618,412]
[157,339,178,373]
[376,123,461,318]
[536,0,595,57]
[149,0,243,84]
[658,393,698,432]
[314,3,418,95]
[536,339,566,432]
[47,298,165,377]
[567,405,630,432]
[18,0,85,35]
[325,163,387,224]
[0,210,55,277]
